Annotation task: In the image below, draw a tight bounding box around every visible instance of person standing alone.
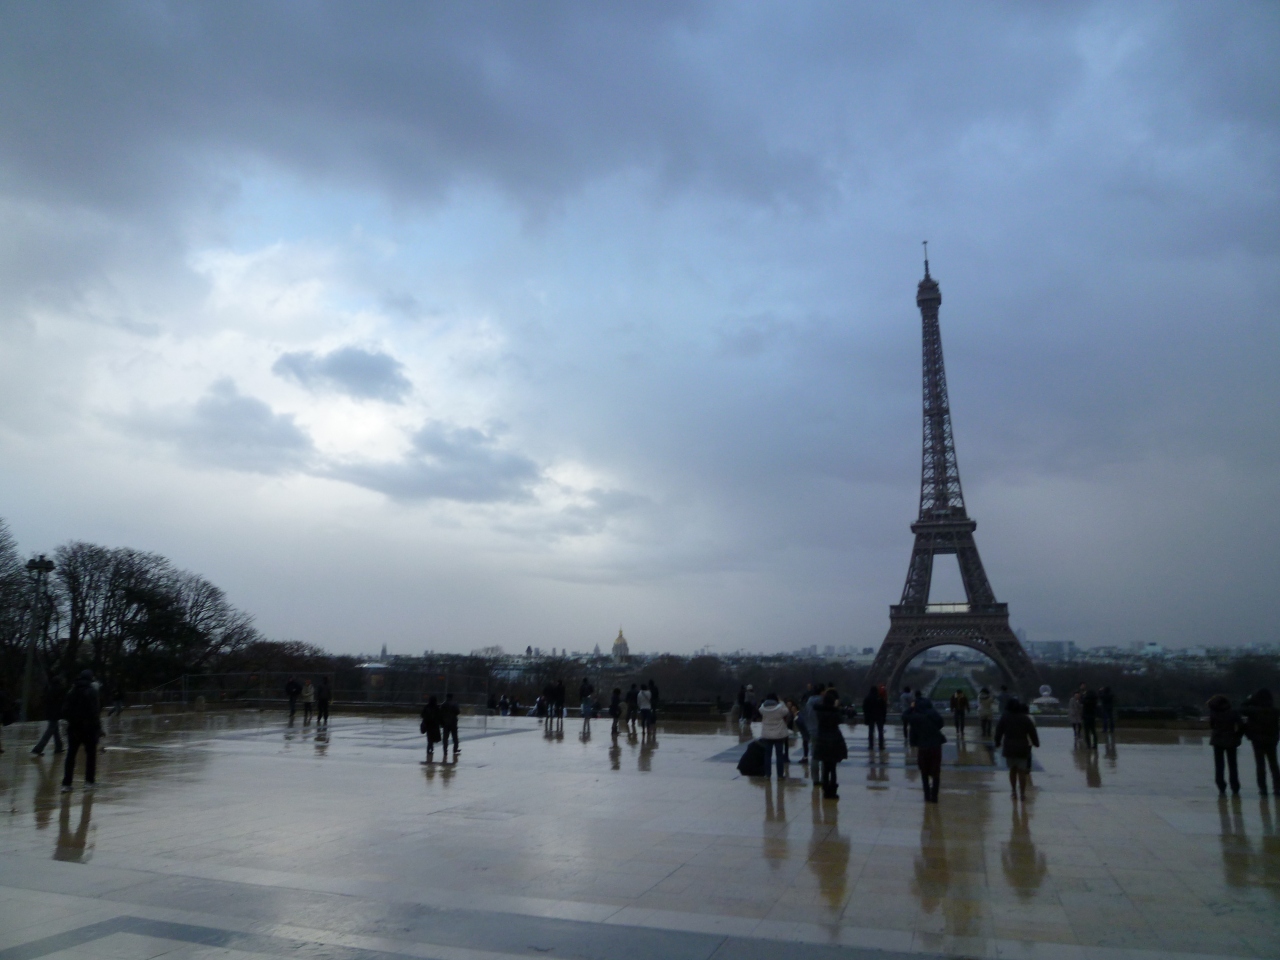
[994,699,1040,802]
[315,678,331,726]
[61,670,102,793]
[949,689,969,738]
[863,686,886,751]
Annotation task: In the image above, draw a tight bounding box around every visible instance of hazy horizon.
[1,3,1277,657]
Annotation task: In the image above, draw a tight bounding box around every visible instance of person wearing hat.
[60,670,103,792]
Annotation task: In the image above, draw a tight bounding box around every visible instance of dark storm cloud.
[273,346,412,403]
[144,379,314,474]
[329,421,540,503]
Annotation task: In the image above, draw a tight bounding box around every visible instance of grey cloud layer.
[1,3,1277,652]
[273,346,412,403]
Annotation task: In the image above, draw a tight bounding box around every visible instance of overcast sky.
[1,2,1276,656]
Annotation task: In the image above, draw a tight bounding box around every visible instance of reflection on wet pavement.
[0,712,1276,959]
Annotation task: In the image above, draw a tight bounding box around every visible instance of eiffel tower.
[868,248,1037,696]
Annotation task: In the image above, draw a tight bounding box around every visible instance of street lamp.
[20,555,55,723]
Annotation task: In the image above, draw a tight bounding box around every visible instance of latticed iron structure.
[868,253,1038,696]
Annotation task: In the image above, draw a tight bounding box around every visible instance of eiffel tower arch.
[868,251,1038,697]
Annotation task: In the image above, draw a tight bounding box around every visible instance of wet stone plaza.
[1,713,1277,960]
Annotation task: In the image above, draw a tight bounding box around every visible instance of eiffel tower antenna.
[868,257,1037,696]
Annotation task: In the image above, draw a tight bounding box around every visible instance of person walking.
[863,686,886,751]
[1242,689,1280,796]
[420,695,443,763]
[301,679,315,725]
[625,683,640,734]
[976,687,995,740]
[60,670,102,793]
[1067,690,1083,745]
[315,678,331,726]
[1099,686,1115,736]
[1081,686,1099,750]
[609,687,622,737]
[284,676,302,721]
[31,676,66,757]
[1208,695,1243,796]
[813,689,848,799]
[758,692,791,780]
[906,695,946,803]
[637,682,653,733]
[994,699,1040,801]
[441,693,461,759]
[805,684,826,782]
[949,689,970,738]
[898,687,914,742]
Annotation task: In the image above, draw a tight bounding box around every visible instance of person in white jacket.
[758,693,792,780]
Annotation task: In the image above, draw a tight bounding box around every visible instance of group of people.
[283,676,331,726]
[741,681,1045,805]
[16,669,108,794]
[1066,684,1115,749]
[1207,689,1279,796]
[419,693,462,762]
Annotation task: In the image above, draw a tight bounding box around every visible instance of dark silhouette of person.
[863,686,887,751]
[906,695,946,803]
[420,695,443,763]
[553,679,566,724]
[1208,694,1243,796]
[315,678,331,726]
[1099,685,1116,735]
[995,699,1039,801]
[813,689,847,800]
[1242,688,1280,796]
[441,693,461,759]
[626,683,640,733]
[1080,686,1099,749]
[284,676,302,720]
[60,670,102,792]
[648,680,660,725]
[31,676,66,756]
[578,676,594,717]
[609,687,622,737]
[949,689,969,738]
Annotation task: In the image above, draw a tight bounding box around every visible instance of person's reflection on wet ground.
[1104,733,1118,766]
[423,760,457,787]
[608,736,621,771]
[807,787,850,912]
[911,802,948,915]
[1218,795,1249,888]
[33,757,60,830]
[760,779,788,869]
[638,729,656,771]
[54,793,93,863]
[313,729,330,755]
[1001,802,1046,901]
[1260,800,1280,891]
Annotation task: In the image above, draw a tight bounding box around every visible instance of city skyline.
[1,3,1277,657]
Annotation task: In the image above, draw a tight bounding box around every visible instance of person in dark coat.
[813,689,848,800]
[906,695,946,803]
[1242,689,1280,796]
[440,693,461,759]
[1080,687,1099,750]
[284,676,302,720]
[1099,686,1116,736]
[315,678,331,726]
[994,699,1040,801]
[862,686,886,751]
[420,695,443,763]
[31,676,66,756]
[60,670,102,792]
[609,687,622,737]
[1207,694,1243,796]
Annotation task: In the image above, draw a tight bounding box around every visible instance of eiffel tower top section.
[916,245,967,523]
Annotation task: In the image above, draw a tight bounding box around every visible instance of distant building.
[1027,640,1077,662]
[612,629,630,663]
